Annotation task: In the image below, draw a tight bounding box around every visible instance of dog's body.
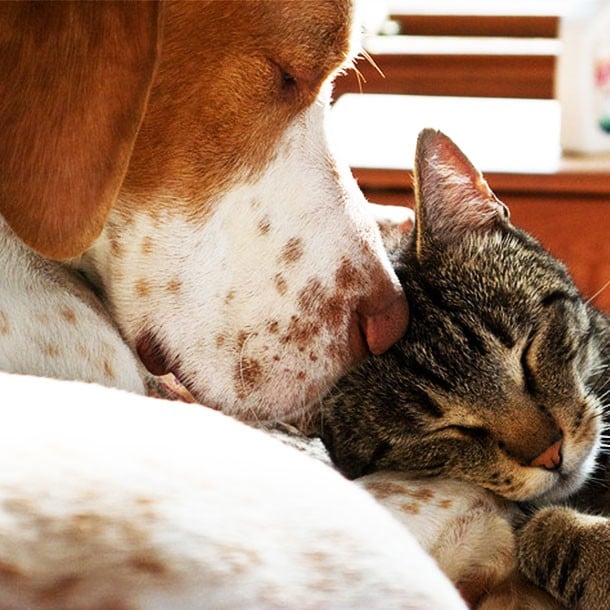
[0,373,466,609]
[0,2,465,607]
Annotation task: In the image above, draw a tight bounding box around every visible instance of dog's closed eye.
[281,69,296,89]
[268,59,299,99]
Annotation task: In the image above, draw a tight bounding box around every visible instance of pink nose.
[530,439,563,470]
[357,286,409,355]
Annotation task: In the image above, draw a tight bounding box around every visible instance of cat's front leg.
[517,506,610,609]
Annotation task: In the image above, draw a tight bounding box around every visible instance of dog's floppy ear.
[0,2,161,260]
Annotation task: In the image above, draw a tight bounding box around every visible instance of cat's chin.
[528,454,598,505]
[525,429,602,504]
[531,471,590,505]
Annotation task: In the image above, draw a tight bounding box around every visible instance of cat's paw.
[517,506,610,609]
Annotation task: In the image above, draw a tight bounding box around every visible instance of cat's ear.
[413,129,510,256]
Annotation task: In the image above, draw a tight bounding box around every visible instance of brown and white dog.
[0,2,465,608]
[0,0,408,420]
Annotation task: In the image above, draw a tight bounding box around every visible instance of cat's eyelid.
[520,335,538,395]
[442,424,489,441]
[521,302,589,386]
[457,425,488,440]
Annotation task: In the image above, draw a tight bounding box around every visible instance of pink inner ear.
[417,129,498,207]
[413,129,509,242]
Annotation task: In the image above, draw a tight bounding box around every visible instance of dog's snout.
[356,284,409,355]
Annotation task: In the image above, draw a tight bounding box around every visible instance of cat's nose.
[530,438,563,470]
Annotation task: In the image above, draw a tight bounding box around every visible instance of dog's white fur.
[0,372,466,609]
[0,217,145,394]
[76,97,401,420]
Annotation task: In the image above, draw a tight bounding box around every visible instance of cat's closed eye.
[445,425,489,441]
[520,337,538,395]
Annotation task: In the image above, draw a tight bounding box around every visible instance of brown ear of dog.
[0,2,161,260]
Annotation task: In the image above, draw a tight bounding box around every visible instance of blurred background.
[329,0,610,312]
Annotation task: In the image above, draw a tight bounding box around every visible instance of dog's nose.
[357,286,409,355]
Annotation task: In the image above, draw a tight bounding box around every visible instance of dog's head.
[0,1,407,421]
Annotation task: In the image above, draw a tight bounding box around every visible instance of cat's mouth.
[528,470,586,505]
[525,438,601,503]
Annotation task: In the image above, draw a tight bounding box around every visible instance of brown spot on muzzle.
[335,257,365,293]
[235,357,263,399]
[399,501,420,515]
[257,217,271,236]
[134,279,151,298]
[166,278,182,293]
[279,237,304,266]
[274,273,288,295]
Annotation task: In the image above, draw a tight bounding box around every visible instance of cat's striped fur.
[319,130,610,609]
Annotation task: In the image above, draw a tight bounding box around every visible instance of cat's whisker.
[587,362,608,379]
[585,278,610,306]
[583,471,607,485]
[591,368,610,385]
[593,386,610,404]
[304,381,336,437]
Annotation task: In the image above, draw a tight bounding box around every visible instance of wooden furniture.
[333,0,565,100]
[329,94,610,312]
[334,35,558,100]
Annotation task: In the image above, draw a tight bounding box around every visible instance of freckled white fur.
[358,472,563,608]
[0,218,144,394]
[358,474,517,592]
[81,95,398,420]
[0,372,466,610]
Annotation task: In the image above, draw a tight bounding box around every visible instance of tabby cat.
[319,129,610,609]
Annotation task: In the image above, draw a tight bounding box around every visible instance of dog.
[0,2,466,608]
[0,0,408,421]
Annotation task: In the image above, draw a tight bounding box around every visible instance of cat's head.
[320,129,604,503]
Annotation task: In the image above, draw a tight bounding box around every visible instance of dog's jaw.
[81,100,405,421]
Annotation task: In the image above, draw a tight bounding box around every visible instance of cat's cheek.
[465,456,553,502]
[537,471,590,504]
[535,419,602,503]
[510,470,559,502]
